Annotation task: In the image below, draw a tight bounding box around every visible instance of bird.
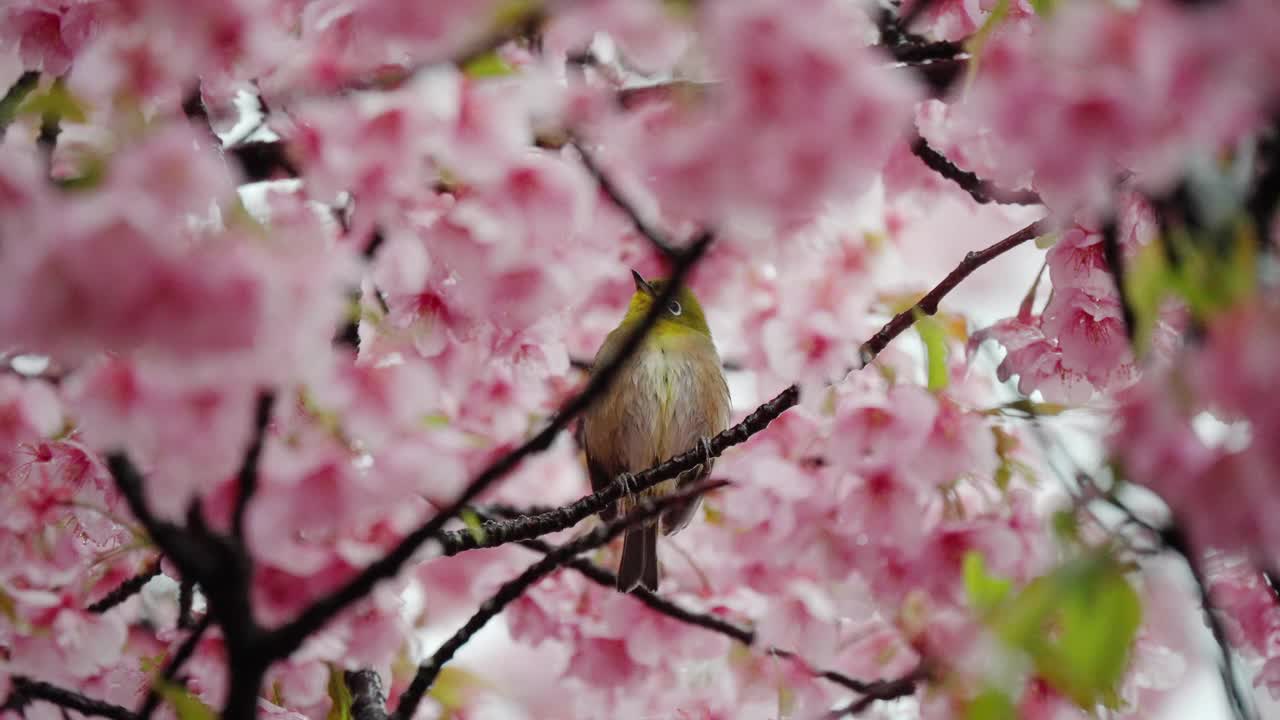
[580,270,731,593]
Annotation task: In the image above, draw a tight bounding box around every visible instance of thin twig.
[0,70,40,131]
[264,233,713,661]
[1099,219,1137,341]
[571,137,678,258]
[87,557,163,614]
[231,392,275,539]
[910,135,1042,205]
[436,383,800,556]
[1161,526,1255,720]
[859,219,1047,366]
[820,664,928,719]
[502,529,903,697]
[392,480,729,720]
[5,677,139,720]
[138,614,213,720]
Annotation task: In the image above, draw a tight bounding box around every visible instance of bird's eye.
[668,300,682,316]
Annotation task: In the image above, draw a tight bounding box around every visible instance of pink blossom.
[601,0,920,237]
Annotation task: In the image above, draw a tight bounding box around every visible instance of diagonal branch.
[444,220,1047,555]
[503,528,911,698]
[910,135,1042,205]
[437,383,800,556]
[4,677,139,720]
[346,670,390,720]
[1161,526,1255,720]
[263,232,714,661]
[87,556,163,614]
[571,136,677,258]
[391,479,730,720]
[138,614,213,720]
[820,663,930,719]
[859,219,1047,366]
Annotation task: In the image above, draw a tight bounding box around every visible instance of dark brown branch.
[231,392,275,539]
[392,479,729,720]
[820,663,929,719]
[0,70,40,131]
[345,670,390,720]
[263,232,713,662]
[138,614,213,720]
[227,140,299,182]
[504,529,899,697]
[571,137,678,258]
[1099,219,1137,341]
[177,578,195,629]
[87,557,163,614]
[436,383,800,556]
[910,135,1042,205]
[859,219,1047,366]
[4,677,139,720]
[888,40,963,64]
[1247,118,1280,248]
[1161,526,1255,720]
[569,356,743,373]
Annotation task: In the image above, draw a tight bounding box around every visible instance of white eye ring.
[668,300,682,316]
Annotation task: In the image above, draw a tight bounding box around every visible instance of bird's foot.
[618,472,638,496]
[697,437,714,465]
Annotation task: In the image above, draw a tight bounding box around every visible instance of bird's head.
[621,269,713,338]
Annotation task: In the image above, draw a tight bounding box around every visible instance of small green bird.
[581,270,731,593]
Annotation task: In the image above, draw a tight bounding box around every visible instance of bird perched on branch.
[581,270,731,592]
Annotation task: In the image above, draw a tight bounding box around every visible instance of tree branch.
[859,219,1047,366]
[436,383,800,556]
[87,556,163,614]
[502,528,910,698]
[820,663,929,719]
[910,134,1042,205]
[1099,219,1137,341]
[231,391,275,539]
[138,614,213,720]
[0,70,39,131]
[263,232,714,661]
[4,677,139,720]
[345,670,390,720]
[391,479,729,720]
[571,136,678,258]
[1161,526,1255,720]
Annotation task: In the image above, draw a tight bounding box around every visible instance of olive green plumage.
[581,271,731,593]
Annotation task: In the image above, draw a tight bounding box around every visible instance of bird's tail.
[617,524,659,593]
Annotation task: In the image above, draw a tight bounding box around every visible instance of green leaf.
[913,309,950,392]
[963,552,1012,615]
[1034,231,1060,250]
[459,508,487,544]
[326,666,354,720]
[1043,559,1142,709]
[462,51,515,78]
[966,688,1017,720]
[157,683,217,720]
[1029,0,1057,16]
[986,555,1142,711]
[963,0,1011,87]
[17,80,88,124]
[493,0,542,29]
[429,666,483,712]
[1125,240,1173,356]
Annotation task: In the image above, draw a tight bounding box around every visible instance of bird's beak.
[631,269,656,296]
